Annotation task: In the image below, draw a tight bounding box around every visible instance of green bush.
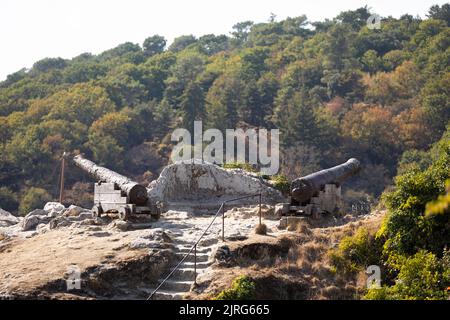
[0,187,19,212]
[214,275,256,300]
[222,162,257,173]
[365,250,449,300]
[329,228,382,275]
[380,133,449,256]
[19,187,52,216]
[363,130,450,300]
[270,175,290,194]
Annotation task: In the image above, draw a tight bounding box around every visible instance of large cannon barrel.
[73,155,148,205]
[291,158,361,203]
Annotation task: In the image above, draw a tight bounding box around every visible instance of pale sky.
[0,0,447,80]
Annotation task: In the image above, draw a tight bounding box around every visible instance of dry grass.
[255,223,268,235]
[194,211,386,300]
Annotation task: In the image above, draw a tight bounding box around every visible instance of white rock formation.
[24,209,48,218]
[147,160,285,205]
[65,205,90,216]
[0,208,20,227]
[43,202,65,217]
[43,202,65,212]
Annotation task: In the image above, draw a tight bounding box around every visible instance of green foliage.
[222,162,257,173]
[143,35,166,57]
[329,228,382,275]
[427,4,450,26]
[214,276,256,300]
[365,250,449,300]
[425,180,450,217]
[270,175,290,194]
[18,187,52,216]
[0,187,19,213]
[168,35,197,52]
[365,129,450,300]
[380,129,450,255]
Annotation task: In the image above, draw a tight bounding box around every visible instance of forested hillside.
[0,5,449,214]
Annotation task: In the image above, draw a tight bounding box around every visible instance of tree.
[341,104,400,165]
[0,187,19,212]
[412,19,447,47]
[361,50,384,74]
[427,4,450,26]
[180,82,205,132]
[143,35,167,56]
[32,58,67,74]
[153,99,174,138]
[28,82,116,125]
[164,51,205,107]
[272,89,319,147]
[140,51,177,101]
[420,72,450,142]
[381,128,450,255]
[322,23,355,71]
[198,34,229,55]
[89,112,131,148]
[336,7,372,30]
[87,133,124,169]
[19,187,52,215]
[168,35,197,52]
[231,21,254,44]
[205,75,241,130]
[99,42,142,61]
[101,63,148,107]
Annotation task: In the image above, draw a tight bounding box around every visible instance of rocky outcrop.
[0,208,20,227]
[44,202,66,217]
[147,160,285,205]
[11,203,97,232]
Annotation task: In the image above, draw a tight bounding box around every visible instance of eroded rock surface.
[0,208,19,227]
[148,160,285,206]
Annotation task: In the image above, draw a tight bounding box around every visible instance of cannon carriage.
[278,158,361,219]
[73,155,160,221]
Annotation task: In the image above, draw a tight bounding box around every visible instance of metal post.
[222,204,225,241]
[59,152,66,204]
[259,193,262,225]
[194,244,197,285]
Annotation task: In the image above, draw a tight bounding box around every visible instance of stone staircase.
[148,238,218,300]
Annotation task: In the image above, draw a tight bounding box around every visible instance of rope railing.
[148,193,262,300]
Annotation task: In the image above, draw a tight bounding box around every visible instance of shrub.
[255,223,267,235]
[270,175,290,194]
[380,134,449,256]
[19,187,52,215]
[329,227,382,275]
[214,275,256,300]
[365,250,449,300]
[222,162,257,173]
[0,187,19,212]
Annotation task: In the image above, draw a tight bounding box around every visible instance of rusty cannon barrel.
[73,155,148,206]
[291,158,361,204]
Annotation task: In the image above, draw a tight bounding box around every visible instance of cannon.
[277,158,361,222]
[73,155,160,220]
[291,158,361,204]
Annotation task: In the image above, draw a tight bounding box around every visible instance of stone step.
[158,279,193,292]
[147,289,184,300]
[170,267,204,280]
[180,260,213,269]
[175,252,209,263]
[175,246,212,254]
